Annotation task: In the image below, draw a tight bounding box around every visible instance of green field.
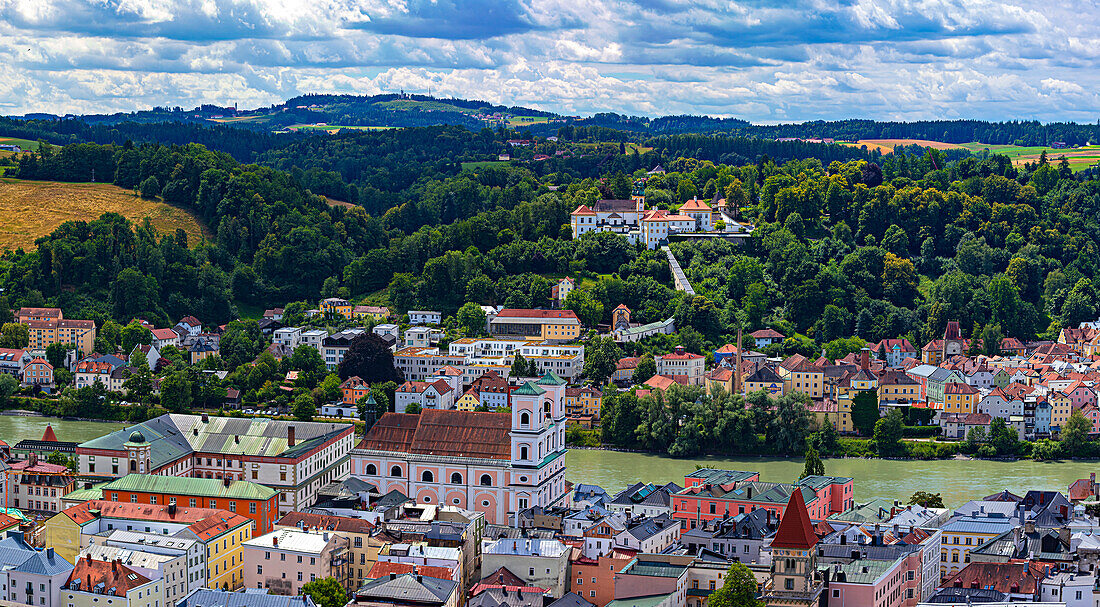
[961,142,1100,172]
[0,137,40,151]
[373,99,476,113]
[208,115,269,124]
[288,124,393,133]
[461,161,510,170]
[507,116,549,127]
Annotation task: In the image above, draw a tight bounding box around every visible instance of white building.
[408,311,442,326]
[273,327,302,350]
[79,544,192,607]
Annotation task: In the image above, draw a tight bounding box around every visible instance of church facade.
[351,372,569,524]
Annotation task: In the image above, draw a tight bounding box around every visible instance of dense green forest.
[0,117,1097,364]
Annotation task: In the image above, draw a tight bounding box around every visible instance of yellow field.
[0,179,209,250]
[843,139,966,154]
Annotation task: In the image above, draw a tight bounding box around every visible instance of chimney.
[390,573,396,580]
[273,535,279,546]
[201,412,209,423]
[860,349,869,370]
[1025,519,1035,534]
[893,523,899,538]
[46,548,54,560]
[288,426,295,447]
[840,534,846,545]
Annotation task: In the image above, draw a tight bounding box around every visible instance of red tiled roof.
[151,328,178,340]
[943,562,1052,595]
[187,513,252,541]
[361,410,511,460]
[771,489,817,550]
[945,382,978,395]
[66,556,152,594]
[60,500,232,526]
[570,205,596,216]
[369,561,454,581]
[277,512,375,534]
[643,375,678,392]
[751,329,784,339]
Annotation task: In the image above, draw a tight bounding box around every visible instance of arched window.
[365,464,377,476]
[450,472,463,484]
[421,470,434,483]
[520,411,530,426]
[390,466,402,477]
[130,460,136,472]
[520,446,529,460]
[480,474,493,486]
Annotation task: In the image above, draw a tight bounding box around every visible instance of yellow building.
[940,515,1013,578]
[354,305,390,322]
[878,369,920,407]
[455,390,481,411]
[743,366,784,397]
[705,367,735,395]
[942,382,978,415]
[489,309,582,340]
[178,512,254,590]
[1050,391,1074,430]
[778,357,825,399]
[18,306,96,354]
[320,298,354,319]
[565,386,602,417]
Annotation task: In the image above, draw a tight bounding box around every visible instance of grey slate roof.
[546,593,594,607]
[12,549,73,575]
[355,573,457,605]
[178,588,318,607]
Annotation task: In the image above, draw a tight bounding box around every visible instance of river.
[4,417,1096,509]
[565,449,1100,508]
[0,415,127,445]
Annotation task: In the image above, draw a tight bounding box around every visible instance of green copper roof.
[513,381,545,396]
[101,473,277,500]
[536,371,566,386]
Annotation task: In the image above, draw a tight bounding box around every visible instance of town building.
[0,530,74,607]
[763,490,823,607]
[21,357,54,387]
[490,310,582,341]
[62,555,162,607]
[76,415,355,516]
[17,307,97,354]
[275,512,379,589]
[96,474,279,534]
[321,329,367,369]
[178,588,316,607]
[409,311,443,326]
[672,471,853,530]
[78,544,192,607]
[7,455,76,513]
[241,528,351,594]
[481,538,570,597]
[349,572,458,607]
[655,347,705,387]
[351,373,569,524]
[85,530,206,596]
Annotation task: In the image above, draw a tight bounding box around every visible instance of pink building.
[824,556,910,607]
[242,528,351,595]
[351,372,569,524]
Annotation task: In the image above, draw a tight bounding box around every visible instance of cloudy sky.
[0,0,1096,122]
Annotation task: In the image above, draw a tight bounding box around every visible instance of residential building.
[21,358,54,387]
[490,310,581,341]
[321,329,367,369]
[0,347,29,376]
[939,501,1018,578]
[743,366,784,397]
[151,328,181,350]
[17,307,96,354]
[62,556,162,607]
[607,482,682,518]
[564,387,602,419]
[750,329,784,349]
[355,306,390,322]
[610,555,690,607]
[78,544,192,607]
[349,573,458,607]
[273,328,302,350]
[351,373,569,524]
[7,456,76,513]
[177,588,316,607]
[242,528,351,595]
[85,530,206,595]
[76,415,355,516]
[656,347,705,387]
[96,474,279,534]
[0,530,74,607]
[943,382,978,415]
[275,512,379,589]
[552,278,574,308]
[921,321,968,366]
[778,357,825,399]
[871,338,918,368]
[408,311,443,326]
[481,538,570,597]
[320,298,353,319]
[673,474,853,531]
[395,380,456,413]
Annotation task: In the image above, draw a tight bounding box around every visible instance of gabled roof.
[771,489,817,550]
[65,555,152,595]
[355,572,456,605]
[100,474,276,501]
[178,589,316,607]
[360,410,511,460]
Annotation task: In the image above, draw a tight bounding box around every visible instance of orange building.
[97,473,279,534]
[943,382,978,415]
[341,376,370,405]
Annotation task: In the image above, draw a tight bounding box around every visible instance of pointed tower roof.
[771,489,818,550]
[41,424,58,442]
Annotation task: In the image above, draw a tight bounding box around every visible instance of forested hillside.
[0,118,1096,361]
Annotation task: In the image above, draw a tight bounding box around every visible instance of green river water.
[3,416,1096,508]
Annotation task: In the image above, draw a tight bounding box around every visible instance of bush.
[976,444,997,459]
[835,437,875,457]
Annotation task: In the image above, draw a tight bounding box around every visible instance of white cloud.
[0,0,1095,121]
